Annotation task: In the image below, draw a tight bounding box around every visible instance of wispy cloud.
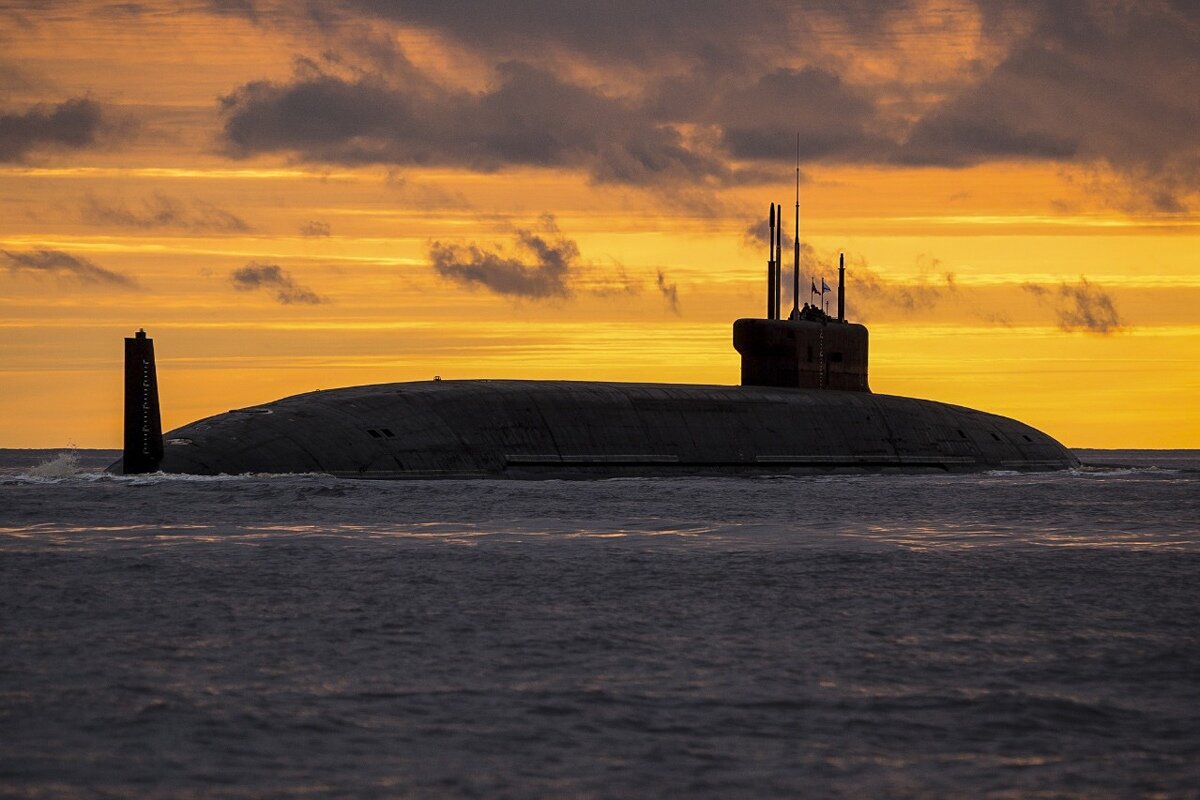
[230,262,325,304]
[848,253,958,314]
[808,244,1123,334]
[1022,276,1123,334]
[743,217,795,253]
[1,248,137,287]
[429,215,579,299]
[656,270,680,314]
[81,193,249,232]
[299,219,331,236]
[429,214,669,306]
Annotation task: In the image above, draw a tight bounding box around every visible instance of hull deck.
[111,380,1079,478]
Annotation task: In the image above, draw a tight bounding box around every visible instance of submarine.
[112,202,1078,477]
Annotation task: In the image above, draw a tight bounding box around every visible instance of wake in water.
[22,448,82,479]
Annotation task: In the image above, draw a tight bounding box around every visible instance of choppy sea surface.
[1,448,1198,798]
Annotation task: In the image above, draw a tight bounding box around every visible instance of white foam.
[23,449,82,479]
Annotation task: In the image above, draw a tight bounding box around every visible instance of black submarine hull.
[111,380,1079,478]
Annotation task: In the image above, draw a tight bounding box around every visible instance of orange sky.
[1,1,1197,448]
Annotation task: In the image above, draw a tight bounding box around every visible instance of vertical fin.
[123,329,163,474]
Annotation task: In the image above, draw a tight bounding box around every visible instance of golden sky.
[1,1,1198,448]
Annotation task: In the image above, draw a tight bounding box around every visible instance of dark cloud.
[336,0,926,77]
[429,214,655,302]
[0,98,105,162]
[898,2,1200,208]
[656,270,680,314]
[900,115,1078,166]
[716,67,885,162]
[203,8,901,189]
[91,3,150,19]
[205,0,259,19]
[344,0,792,66]
[230,262,325,304]
[208,2,1199,205]
[1,249,137,287]
[1022,276,1122,334]
[429,216,576,299]
[82,193,249,232]
[299,219,331,236]
[220,63,730,186]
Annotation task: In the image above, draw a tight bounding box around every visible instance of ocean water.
[1,449,1198,798]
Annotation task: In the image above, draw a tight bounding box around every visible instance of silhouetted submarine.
[112,203,1078,477]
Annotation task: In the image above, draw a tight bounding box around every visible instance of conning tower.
[734,203,870,391]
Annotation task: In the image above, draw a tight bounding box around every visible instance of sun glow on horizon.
[1,2,1197,448]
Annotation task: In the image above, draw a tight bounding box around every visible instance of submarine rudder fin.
[122,328,163,474]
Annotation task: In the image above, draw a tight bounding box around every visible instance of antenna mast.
[792,133,800,318]
[775,201,782,320]
[767,203,776,319]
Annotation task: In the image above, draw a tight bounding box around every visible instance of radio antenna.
[792,133,800,318]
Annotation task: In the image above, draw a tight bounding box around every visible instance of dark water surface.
[2,449,1198,797]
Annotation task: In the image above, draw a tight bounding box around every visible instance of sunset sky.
[1,0,1197,448]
